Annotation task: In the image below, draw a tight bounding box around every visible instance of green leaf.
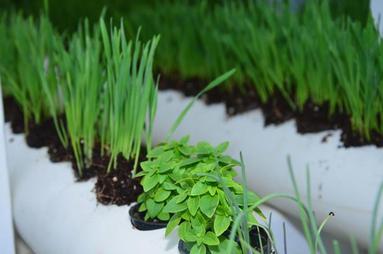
[199,194,219,218]
[154,188,171,202]
[191,215,206,236]
[215,142,229,153]
[190,244,206,254]
[134,171,146,177]
[157,212,170,221]
[195,142,214,155]
[158,165,173,174]
[179,147,193,156]
[138,203,146,212]
[210,239,241,254]
[148,146,165,158]
[146,199,164,218]
[165,214,181,236]
[140,161,154,171]
[208,186,217,196]
[179,222,198,242]
[137,193,146,203]
[191,182,208,196]
[187,196,200,216]
[163,181,178,191]
[214,215,231,236]
[247,212,258,226]
[163,196,187,213]
[202,232,219,246]
[141,174,159,192]
[175,192,188,203]
[179,157,200,168]
[179,136,190,144]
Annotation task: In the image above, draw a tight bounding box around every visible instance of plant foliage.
[137,137,264,254]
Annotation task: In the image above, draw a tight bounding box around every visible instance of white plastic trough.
[0,90,15,254]
[152,90,383,251]
[3,115,308,253]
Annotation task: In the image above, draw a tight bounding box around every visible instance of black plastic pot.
[129,203,168,230]
[178,226,272,254]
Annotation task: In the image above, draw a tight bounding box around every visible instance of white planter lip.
[4,123,308,254]
[152,90,383,251]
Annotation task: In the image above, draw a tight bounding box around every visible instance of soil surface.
[3,96,144,206]
[3,97,25,133]
[158,72,383,147]
[95,154,143,206]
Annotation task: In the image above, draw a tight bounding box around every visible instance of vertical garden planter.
[2,122,310,254]
[152,90,383,251]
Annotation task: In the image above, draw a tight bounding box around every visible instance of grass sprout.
[99,18,160,174]
[1,13,61,131]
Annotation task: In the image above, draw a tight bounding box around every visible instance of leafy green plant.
[137,137,264,254]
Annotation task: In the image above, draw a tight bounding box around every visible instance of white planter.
[372,0,383,36]
[152,90,383,250]
[0,89,15,254]
[4,122,308,253]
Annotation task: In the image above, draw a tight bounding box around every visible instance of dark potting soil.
[95,154,143,206]
[157,72,383,148]
[2,96,145,206]
[26,118,60,148]
[3,96,25,133]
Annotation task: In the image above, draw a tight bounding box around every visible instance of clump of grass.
[0,13,61,131]
[99,19,160,174]
[124,0,383,141]
[52,20,103,175]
